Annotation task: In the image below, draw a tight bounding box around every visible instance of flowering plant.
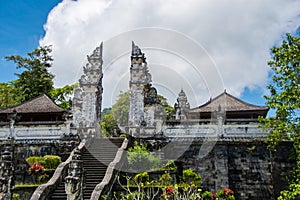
[29,162,44,174]
[223,188,234,196]
[215,188,235,200]
[165,186,173,193]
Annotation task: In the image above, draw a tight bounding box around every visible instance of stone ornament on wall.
[0,146,13,200]
[65,148,83,200]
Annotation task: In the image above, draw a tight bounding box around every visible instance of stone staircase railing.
[30,140,86,200]
[90,138,129,200]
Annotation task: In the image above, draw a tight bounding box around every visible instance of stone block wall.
[0,138,79,185]
[163,140,294,200]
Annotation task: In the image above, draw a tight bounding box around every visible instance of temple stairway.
[50,138,124,200]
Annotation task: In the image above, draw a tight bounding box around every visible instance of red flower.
[165,187,173,193]
[29,162,44,173]
[212,193,217,198]
[223,188,234,196]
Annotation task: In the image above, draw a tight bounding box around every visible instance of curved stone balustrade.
[90,138,129,200]
[30,140,86,200]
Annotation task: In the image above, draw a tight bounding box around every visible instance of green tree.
[0,82,22,109]
[101,113,119,137]
[127,142,162,172]
[50,83,77,110]
[158,94,175,119]
[260,33,300,199]
[5,46,55,101]
[111,91,174,126]
[112,91,130,126]
[101,107,112,121]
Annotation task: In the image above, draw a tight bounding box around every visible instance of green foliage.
[164,160,177,170]
[50,83,77,110]
[202,190,213,200]
[1,46,78,110]
[38,173,49,183]
[127,142,162,171]
[261,33,300,146]
[111,91,174,126]
[216,188,235,200]
[26,156,45,167]
[182,168,202,186]
[12,192,31,200]
[42,155,61,169]
[14,183,41,188]
[119,191,145,200]
[12,193,20,200]
[278,184,300,200]
[115,170,217,200]
[101,113,119,137]
[260,33,300,199]
[133,172,149,184]
[26,155,61,169]
[102,108,112,120]
[158,94,175,119]
[0,82,22,109]
[5,46,55,101]
[159,173,173,186]
[112,91,130,126]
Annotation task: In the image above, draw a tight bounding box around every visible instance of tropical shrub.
[26,156,45,167]
[164,160,177,171]
[127,142,162,171]
[43,155,61,169]
[26,155,61,169]
[182,168,202,186]
[216,188,235,200]
[202,190,213,200]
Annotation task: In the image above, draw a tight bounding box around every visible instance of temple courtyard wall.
[163,140,294,200]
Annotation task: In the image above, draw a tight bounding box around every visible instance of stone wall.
[163,140,294,200]
[0,137,79,185]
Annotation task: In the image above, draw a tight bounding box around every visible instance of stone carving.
[128,42,166,136]
[128,42,148,127]
[144,84,160,105]
[131,41,145,62]
[87,45,103,66]
[72,43,103,138]
[65,148,83,200]
[174,89,190,120]
[0,146,13,200]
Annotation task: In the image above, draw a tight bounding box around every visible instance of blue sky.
[0,0,61,82]
[0,0,299,110]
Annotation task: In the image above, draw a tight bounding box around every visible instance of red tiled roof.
[0,94,65,114]
[189,91,269,113]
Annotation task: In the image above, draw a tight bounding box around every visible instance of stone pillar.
[128,42,166,137]
[0,111,18,200]
[65,149,83,200]
[72,43,103,139]
[129,41,150,129]
[213,104,228,191]
[214,145,229,191]
[0,147,14,200]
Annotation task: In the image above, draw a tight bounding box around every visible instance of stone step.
[49,138,123,200]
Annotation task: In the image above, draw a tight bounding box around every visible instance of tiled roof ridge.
[191,91,269,111]
[0,94,65,113]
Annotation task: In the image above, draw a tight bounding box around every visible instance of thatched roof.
[0,94,65,114]
[189,91,269,113]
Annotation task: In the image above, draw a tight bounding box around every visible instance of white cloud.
[40,0,300,108]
